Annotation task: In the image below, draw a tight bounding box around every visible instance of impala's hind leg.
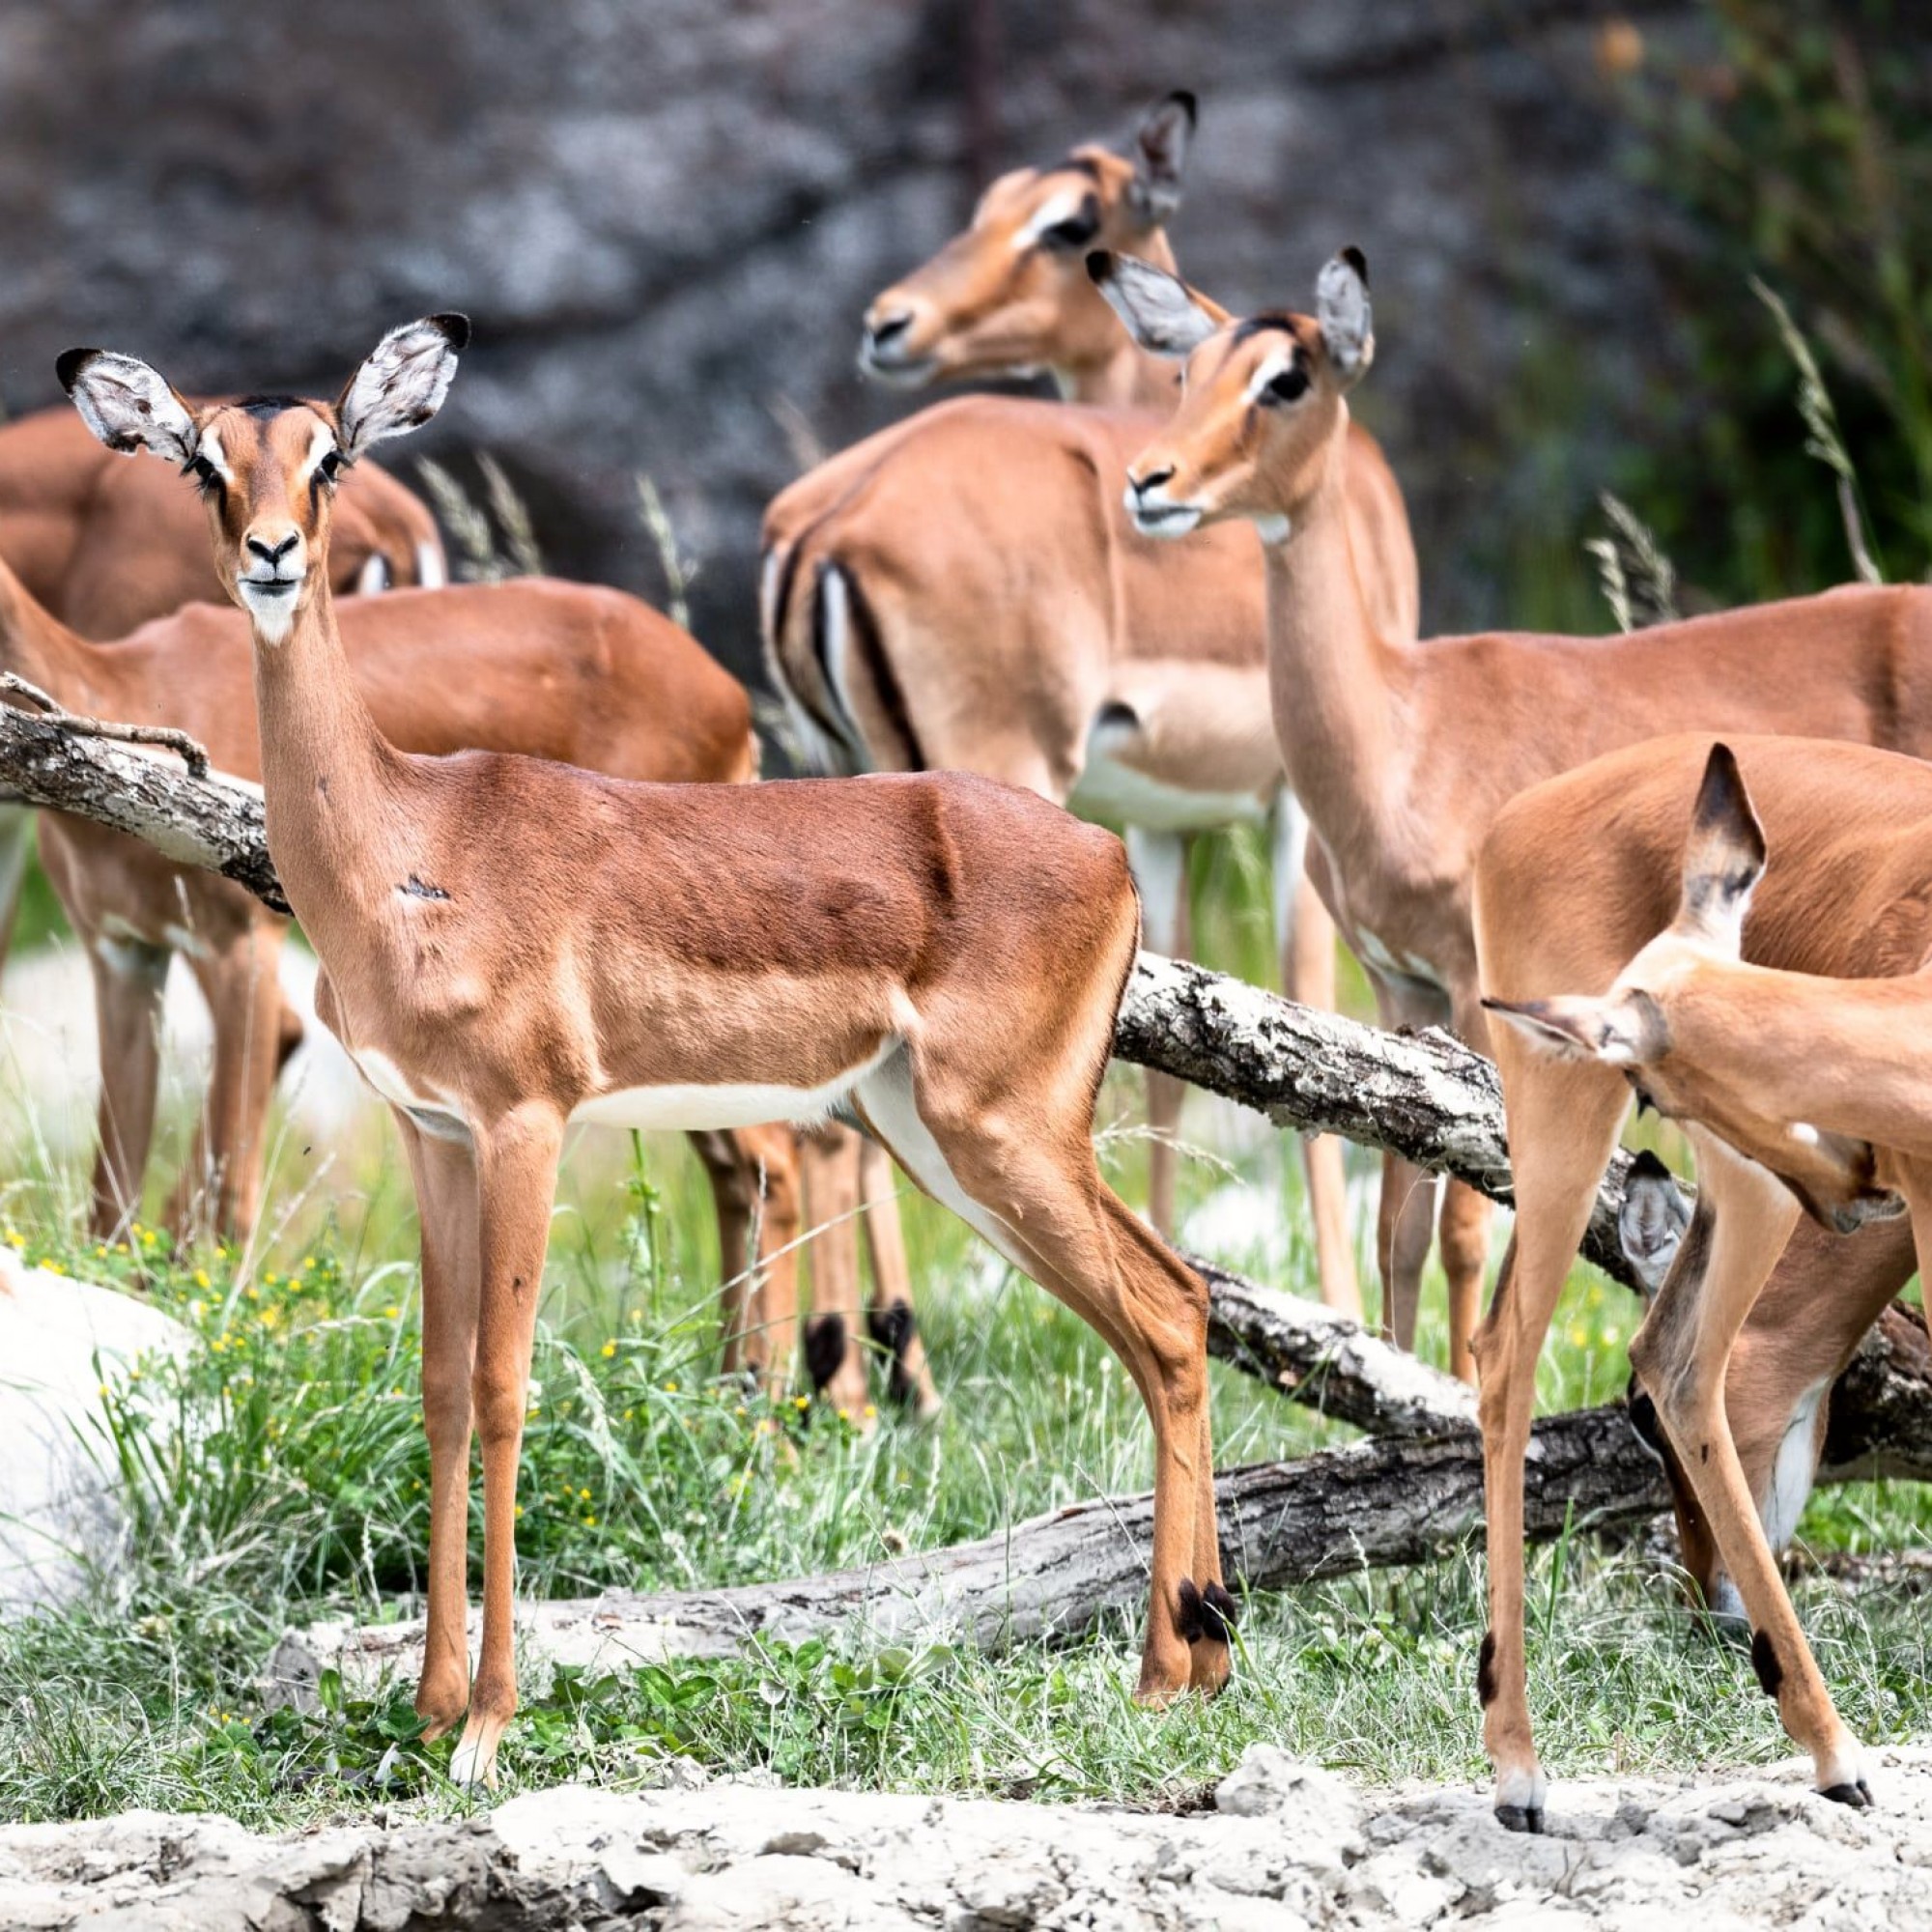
[797,1122,871,1414]
[693,1125,800,1400]
[858,1132,941,1419]
[855,1048,1219,1705]
[394,1111,480,1742]
[1473,1046,1628,1832]
[1126,826,1191,1237]
[1633,1134,1867,1807]
[86,932,169,1240]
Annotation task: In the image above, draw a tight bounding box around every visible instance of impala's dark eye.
[1261,365,1311,406]
[188,455,224,497]
[1037,196,1101,253]
[315,447,344,488]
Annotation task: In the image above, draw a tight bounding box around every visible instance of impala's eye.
[188,455,224,497]
[315,447,344,488]
[1261,365,1311,406]
[1035,192,1101,254]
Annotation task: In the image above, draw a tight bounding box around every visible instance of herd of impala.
[2,92,1922,1819]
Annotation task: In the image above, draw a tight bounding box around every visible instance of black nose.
[1131,467,1175,497]
[869,310,913,348]
[246,533,299,566]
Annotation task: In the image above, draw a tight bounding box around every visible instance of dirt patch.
[4,1745,1930,1927]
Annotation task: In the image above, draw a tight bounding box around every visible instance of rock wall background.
[0,2,1769,685]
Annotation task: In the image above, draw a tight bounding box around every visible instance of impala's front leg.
[1633,1137,1868,1807]
[86,931,170,1240]
[452,1104,563,1790]
[395,1111,481,1744]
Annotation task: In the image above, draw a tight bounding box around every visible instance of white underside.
[1069,741,1271,835]
[1763,1379,1827,1551]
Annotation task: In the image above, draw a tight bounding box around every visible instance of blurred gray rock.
[0,2,1719,686]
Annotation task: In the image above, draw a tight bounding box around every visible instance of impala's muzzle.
[859,299,939,386]
[1122,464,1202,539]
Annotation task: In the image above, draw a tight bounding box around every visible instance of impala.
[64,317,1228,1787]
[0,404,441,963]
[1096,244,1932,1381]
[0,491,802,1398]
[767,94,1417,1339]
[1480,736,1932,1823]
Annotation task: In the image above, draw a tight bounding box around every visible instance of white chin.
[239,586,298,644]
[1129,506,1203,540]
[858,354,937,390]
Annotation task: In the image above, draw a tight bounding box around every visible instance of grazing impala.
[0,405,441,962]
[768,94,1415,1337]
[1479,736,1932,1824]
[1095,243,1932,1381]
[64,317,1228,1787]
[0,491,803,1397]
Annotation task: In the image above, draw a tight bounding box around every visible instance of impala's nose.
[1128,465,1176,498]
[1122,463,1202,539]
[246,530,300,568]
[859,298,938,384]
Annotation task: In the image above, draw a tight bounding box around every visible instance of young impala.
[64,317,1229,1787]
[0,403,440,964]
[1094,244,1932,1382]
[767,94,1415,1343]
[1480,736,1932,1824]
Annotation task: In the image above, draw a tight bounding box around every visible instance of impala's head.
[1094,247,1373,542]
[860,92,1196,390]
[1486,744,1901,1234]
[58,315,468,644]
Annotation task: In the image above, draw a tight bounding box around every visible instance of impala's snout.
[1122,462,1202,539]
[859,297,939,386]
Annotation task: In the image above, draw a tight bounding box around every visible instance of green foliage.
[1614,0,1932,599]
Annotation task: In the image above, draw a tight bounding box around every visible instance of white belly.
[1069,746,1271,834]
[570,1038,897,1133]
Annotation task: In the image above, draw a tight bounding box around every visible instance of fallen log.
[273,1404,1662,1697]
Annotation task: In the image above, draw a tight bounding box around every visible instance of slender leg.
[0,807,36,980]
[394,1110,480,1740]
[1436,1182,1490,1385]
[859,1132,941,1419]
[1370,974,1449,1351]
[690,1126,799,1399]
[1273,800,1361,1321]
[86,933,170,1240]
[1124,825,1190,1237]
[1471,1044,1630,1831]
[797,1123,871,1414]
[1632,1134,1867,1804]
[171,923,286,1240]
[450,1104,563,1790]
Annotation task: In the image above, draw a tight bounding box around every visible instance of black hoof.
[1820,1779,1873,1809]
[1494,1804,1546,1834]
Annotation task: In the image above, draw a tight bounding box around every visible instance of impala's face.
[1123,315,1344,540]
[1091,246,1375,544]
[186,398,346,641]
[860,94,1194,388]
[59,315,468,645]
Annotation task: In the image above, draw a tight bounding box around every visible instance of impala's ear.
[1617,1149,1690,1295]
[1315,247,1374,387]
[1676,743,1767,952]
[1128,90,1197,226]
[1085,251,1228,358]
[57,349,199,465]
[336,313,469,462]
[1482,991,1669,1068]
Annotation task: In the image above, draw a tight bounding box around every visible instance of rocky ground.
[4,1744,1928,1929]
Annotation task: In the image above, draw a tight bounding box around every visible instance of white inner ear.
[1016,190,1090,249]
[1243,351,1298,406]
[198,426,235,487]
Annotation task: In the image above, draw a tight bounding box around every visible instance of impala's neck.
[1260,419,1409,854]
[249,577,409,929]
[0,557,119,712]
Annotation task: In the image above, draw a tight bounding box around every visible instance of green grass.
[0,826,1926,1827]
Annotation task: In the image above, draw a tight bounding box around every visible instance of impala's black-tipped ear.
[1482,992,1669,1068]
[336,314,469,462]
[59,348,200,464]
[1128,90,1197,225]
[1315,249,1374,386]
[1678,743,1767,951]
[1086,250,1227,358]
